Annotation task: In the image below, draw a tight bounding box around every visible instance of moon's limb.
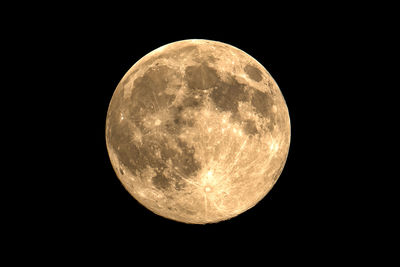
[106,39,290,224]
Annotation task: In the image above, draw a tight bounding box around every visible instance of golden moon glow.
[106,39,290,224]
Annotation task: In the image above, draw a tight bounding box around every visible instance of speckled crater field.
[106,39,290,224]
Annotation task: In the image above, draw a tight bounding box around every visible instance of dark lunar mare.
[106,41,290,223]
[108,49,278,194]
[244,64,263,82]
[184,62,276,136]
[185,63,219,90]
[108,63,205,192]
[130,66,176,116]
[242,119,259,135]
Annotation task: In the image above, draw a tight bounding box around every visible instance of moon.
[106,39,290,224]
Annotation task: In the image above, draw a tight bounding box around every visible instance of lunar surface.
[106,39,290,224]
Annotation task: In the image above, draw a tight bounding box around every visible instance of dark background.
[63,25,343,243]
[9,5,378,261]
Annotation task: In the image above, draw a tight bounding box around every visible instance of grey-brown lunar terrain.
[106,40,290,224]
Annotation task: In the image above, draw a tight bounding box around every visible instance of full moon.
[106,39,290,224]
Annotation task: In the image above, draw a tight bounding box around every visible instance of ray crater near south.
[106,39,291,224]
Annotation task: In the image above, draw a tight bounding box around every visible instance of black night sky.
[9,5,374,261]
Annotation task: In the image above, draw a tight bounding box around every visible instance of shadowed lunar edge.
[106,40,290,224]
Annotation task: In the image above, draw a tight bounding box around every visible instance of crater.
[244,64,263,82]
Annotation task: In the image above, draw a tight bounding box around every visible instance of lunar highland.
[106,40,290,224]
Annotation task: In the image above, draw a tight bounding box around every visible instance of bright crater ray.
[106,39,290,224]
